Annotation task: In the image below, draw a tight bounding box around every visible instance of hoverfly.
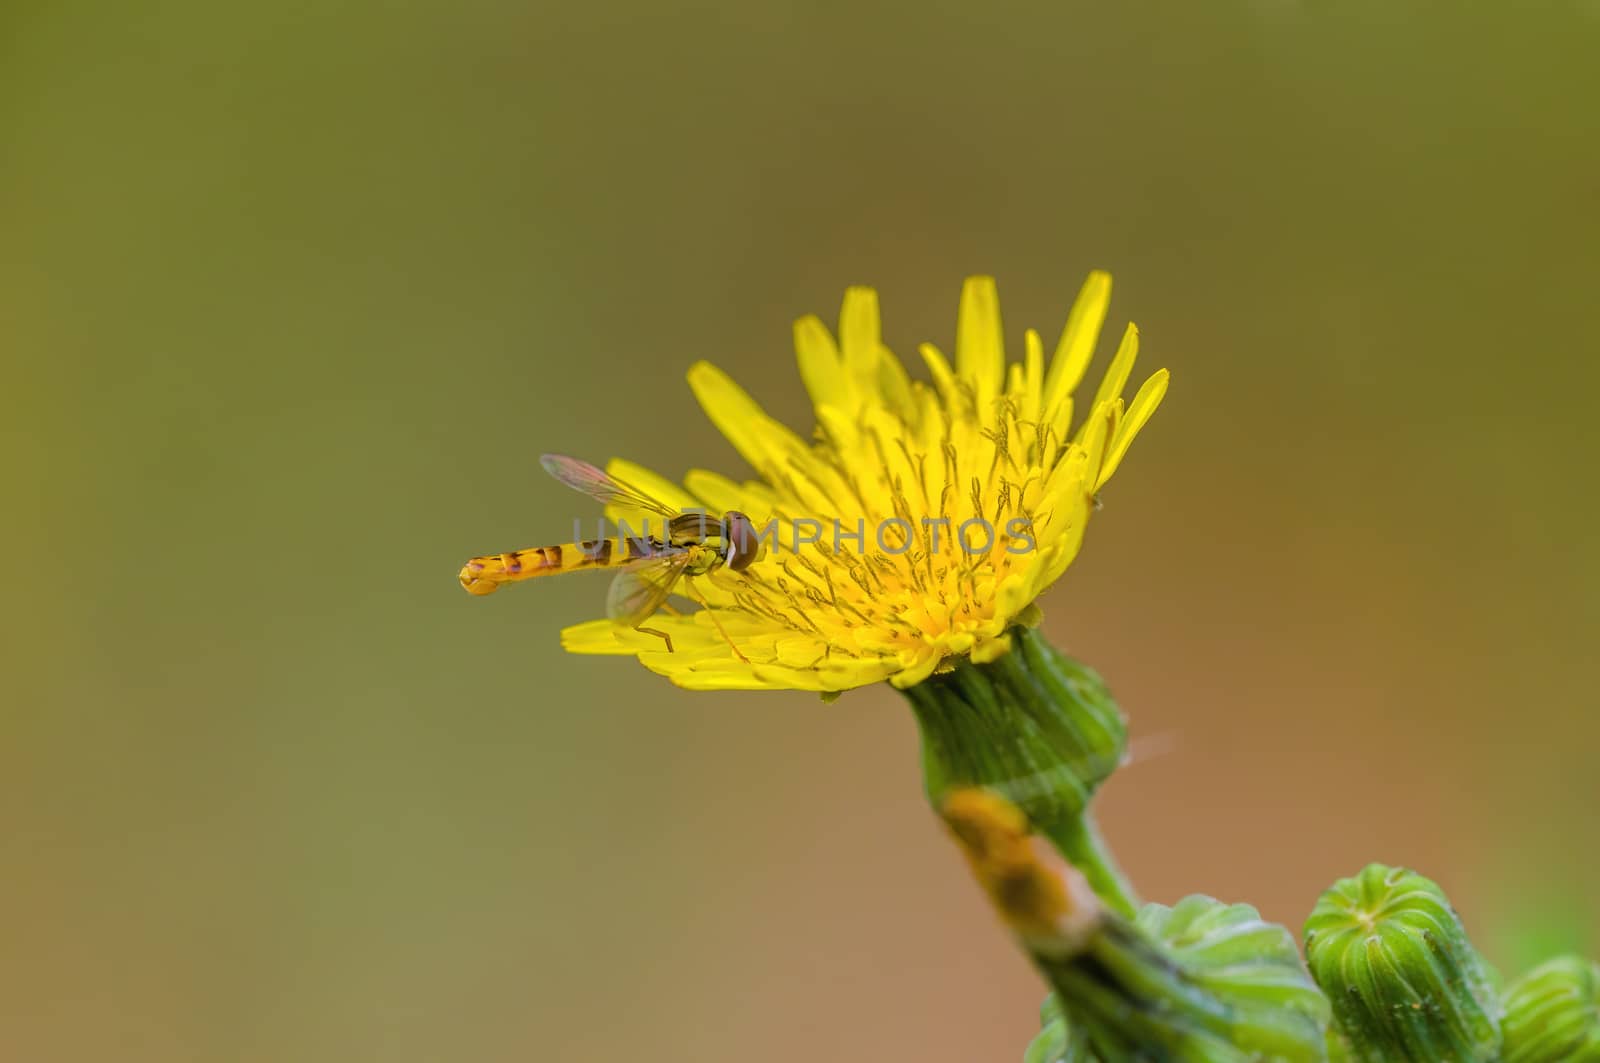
[458,455,763,656]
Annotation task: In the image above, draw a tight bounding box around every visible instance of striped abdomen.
[458,537,663,596]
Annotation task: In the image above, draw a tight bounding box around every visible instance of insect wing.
[540,453,678,517]
[605,552,694,625]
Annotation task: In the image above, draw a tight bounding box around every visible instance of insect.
[458,454,763,657]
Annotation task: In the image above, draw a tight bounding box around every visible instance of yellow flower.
[561,274,1168,693]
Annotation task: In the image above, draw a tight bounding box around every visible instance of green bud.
[901,625,1133,913]
[1043,895,1330,1061]
[1304,864,1501,1061]
[1501,955,1600,1063]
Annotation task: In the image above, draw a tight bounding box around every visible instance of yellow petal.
[1041,271,1111,422]
[648,662,792,691]
[562,616,727,657]
[681,468,751,515]
[560,619,631,654]
[1044,396,1074,466]
[888,647,944,689]
[970,631,1014,664]
[839,286,883,402]
[1078,399,1114,477]
[687,361,809,475]
[794,314,847,411]
[876,346,916,422]
[1097,369,1169,489]
[815,403,860,452]
[918,343,963,415]
[774,635,829,668]
[1022,327,1044,426]
[956,276,1004,412]
[642,652,898,692]
[1090,322,1139,412]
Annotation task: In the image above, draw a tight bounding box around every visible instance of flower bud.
[1304,864,1501,1061]
[1501,955,1600,1063]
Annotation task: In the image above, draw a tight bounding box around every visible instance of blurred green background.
[4,2,1598,1060]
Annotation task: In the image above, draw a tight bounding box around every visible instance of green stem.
[1045,811,1138,919]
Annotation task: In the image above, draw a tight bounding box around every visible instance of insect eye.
[723,512,764,572]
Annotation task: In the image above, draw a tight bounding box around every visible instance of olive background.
[4,2,1598,1060]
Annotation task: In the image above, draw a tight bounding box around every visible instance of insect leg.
[635,625,675,653]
